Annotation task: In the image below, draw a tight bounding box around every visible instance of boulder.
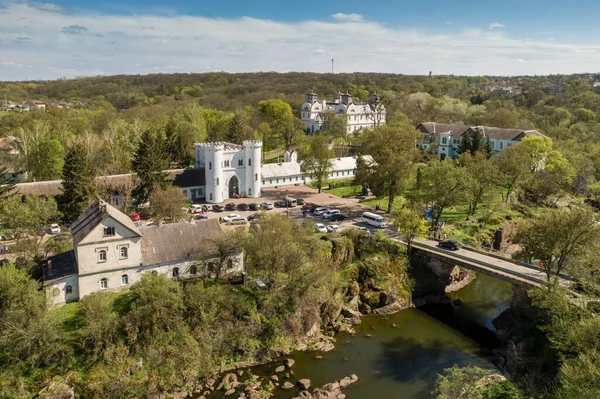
[347,295,360,310]
[358,302,371,314]
[270,375,279,382]
[275,365,285,373]
[298,379,311,390]
[341,306,361,319]
[374,300,410,316]
[224,388,235,396]
[217,373,238,391]
[282,381,295,390]
[321,382,340,391]
[298,391,313,398]
[347,281,360,297]
[284,358,296,368]
[339,374,358,388]
[360,291,382,309]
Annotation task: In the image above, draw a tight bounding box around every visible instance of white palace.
[300,91,386,134]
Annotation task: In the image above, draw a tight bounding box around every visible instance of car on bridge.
[438,240,461,251]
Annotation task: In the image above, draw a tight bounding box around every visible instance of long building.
[416,122,547,160]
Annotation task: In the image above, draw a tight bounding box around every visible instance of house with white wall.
[43,200,243,307]
[416,122,547,160]
[301,91,386,134]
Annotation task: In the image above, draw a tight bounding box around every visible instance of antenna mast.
[331,58,334,74]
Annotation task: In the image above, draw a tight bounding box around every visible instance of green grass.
[359,196,407,213]
[50,302,81,335]
[325,185,361,197]
[0,111,9,118]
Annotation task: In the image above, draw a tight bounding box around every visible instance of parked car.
[296,198,305,205]
[225,202,236,211]
[357,226,371,234]
[237,203,249,211]
[130,212,141,221]
[190,204,203,213]
[322,209,341,219]
[438,240,461,251]
[261,202,274,210]
[275,200,287,208]
[203,205,213,212]
[313,207,329,215]
[309,204,321,212]
[213,205,224,212]
[49,224,61,234]
[247,214,256,221]
[196,215,208,220]
[329,214,347,222]
[327,224,340,233]
[227,217,248,225]
[314,223,327,233]
[223,214,241,222]
[249,203,259,211]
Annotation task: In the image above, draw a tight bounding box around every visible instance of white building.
[43,200,244,307]
[300,91,386,134]
[177,140,370,203]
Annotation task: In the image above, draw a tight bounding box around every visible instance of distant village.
[2,99,85,112]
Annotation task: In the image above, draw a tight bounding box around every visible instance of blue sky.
[1,0,600,80]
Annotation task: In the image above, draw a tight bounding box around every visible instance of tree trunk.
[387,180,397,213]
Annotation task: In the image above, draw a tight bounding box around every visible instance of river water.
[213,273,512,398]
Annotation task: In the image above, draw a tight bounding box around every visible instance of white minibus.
[362,212,387,228]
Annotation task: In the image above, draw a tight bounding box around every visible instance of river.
[211,273,513,398]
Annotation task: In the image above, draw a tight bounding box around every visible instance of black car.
[329,214,347,222]
[249,203,259,211]
[225,202,236,211]
[296,198,305,205]
[212,204,224,212]
[275,200,287,208]
[237,203,249,211]
[438,240,461,251]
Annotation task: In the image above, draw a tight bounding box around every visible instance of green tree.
[494,143,531,201]
[274,114,305,151]
[513,206,600,290]
[30,138,64,181]
[300,135,333,193]
[0,165,15,197]
[225,113,246,144]
[257,99,293,122]
[359,124,419,213]
[459,152,500,215]
[150,185,189,223]
[59,144,96,224]
[391,207,429,254]
[131,131,169,205]
[484,138,494,158]
[420,159,470,228]
[322,110,347,137]
[434,365,522,399]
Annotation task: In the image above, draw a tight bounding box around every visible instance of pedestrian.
[443,233,447,241]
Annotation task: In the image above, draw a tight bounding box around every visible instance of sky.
[1,0,600,80]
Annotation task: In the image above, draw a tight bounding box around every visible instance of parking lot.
[190,185,387,233]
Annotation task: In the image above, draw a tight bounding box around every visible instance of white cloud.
[489,22,505,30]
[331,13,364,22]
[1,3,600,80]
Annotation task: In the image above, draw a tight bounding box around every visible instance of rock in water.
[284,358,296,368]
[275,365,285,373]
[298,379,311,390]
[282,381,295,390]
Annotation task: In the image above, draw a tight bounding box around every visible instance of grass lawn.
[359,196,407,213]
[0,111,9,118]
[326,185,362,197]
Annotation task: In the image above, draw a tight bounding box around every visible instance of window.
[224,160,230,167]
[103,226,115,236]
[442,137,447,144]
[255,173,258,181]
[248,159,252,166]
[500,142,504,149]
[120,247,128,259]
[98,250,107,262]
[228,259,234,270]
[248,188,252,196]
[121,274,129,285]
[66,285,73,294]
[190,265,198,275]
[209,193,213,200]
[238,159,243,166]
[100,278,108,289]
[269,179,272,184]
[209,162,212,170]
[172,267,180,279]
[216,178,219,185]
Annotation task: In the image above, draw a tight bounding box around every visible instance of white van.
[322,209,340,219]
[314,207,329,215]
[362,212,387,228]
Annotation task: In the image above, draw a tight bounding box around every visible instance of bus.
[284,197,297,207]
[362,212,387,228]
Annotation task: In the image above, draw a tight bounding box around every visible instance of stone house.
[43,200,244,307]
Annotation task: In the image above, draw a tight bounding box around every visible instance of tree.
[494,143,531,201]
[201,229,244,281]
[225,113,246,144]
[392,207,429,254]
[434,365,522,399]
[30,138,64,181]
[484,138,494,158]
[300,135,333,193]
[420,159,470,228]
[459,152,500,216]
[322,110,347,137]
[359,124,419,213]
[150,185,189,222]
[513,206,600,290]
[131,131,169,205]
[274,114,305,151]
[59,145,96,224]
[257,99,293,123]
[0,165,15,197]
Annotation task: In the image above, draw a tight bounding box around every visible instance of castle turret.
[306,91,318,104]
[334,91,342,104]
[341,90,353,105]
[196,143,224,203]
[244,140,262,198]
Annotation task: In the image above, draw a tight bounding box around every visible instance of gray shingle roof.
[417,122,546,141]
[140,219,224,265]
[70,199,141,247]
[43,250,77,284]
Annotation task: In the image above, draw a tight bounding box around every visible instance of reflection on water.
[211,273,513,399]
